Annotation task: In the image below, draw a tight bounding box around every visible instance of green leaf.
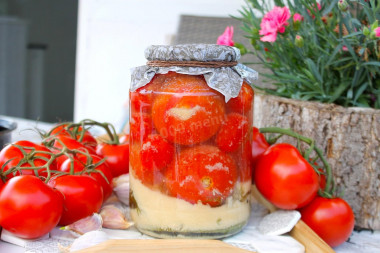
[342,39,358,63]
[371,20,379,31]
[362,61,380,67]
[306,59,323,83]
[328,81,350,103]
[326,45,343,66]
[329,57,354,66]
[342,31,363,39]
[354,82,369,102]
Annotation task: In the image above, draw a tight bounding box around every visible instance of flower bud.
[293,13,303,31]
[295,35,304,48]
[338,0,349,12]
[363,27,370,36]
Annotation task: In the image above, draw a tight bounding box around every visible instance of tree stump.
[253,92,380,230]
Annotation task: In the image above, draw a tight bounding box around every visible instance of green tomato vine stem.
[259,127,334,198]
[66,119,120,145]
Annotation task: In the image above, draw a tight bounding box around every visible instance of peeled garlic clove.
[100,203,133,230]
[113,175,129,205]
[112,174,129,188]
[103,193,120,205]
[62,213,103,237]
[70,230,109,252]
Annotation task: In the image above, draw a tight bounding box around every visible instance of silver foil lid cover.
[131,44,258,102]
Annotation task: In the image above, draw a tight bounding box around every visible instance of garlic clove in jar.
[100,203,133,230]
[62,213,103,237]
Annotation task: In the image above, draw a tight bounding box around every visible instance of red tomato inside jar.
[129,44,257,239]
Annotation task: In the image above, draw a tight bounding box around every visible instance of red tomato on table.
[254,143,319,209]
[299,196,355,247]
[48,175,103,226]
[0,175,63,239]
[59,154,114,201]
[165,145,237,207]
[96,138,130,178]
[251,127,270,168]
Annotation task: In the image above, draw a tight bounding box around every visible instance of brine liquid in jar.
[129,71,254,239]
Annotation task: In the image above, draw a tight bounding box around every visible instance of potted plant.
[218,0,380,230]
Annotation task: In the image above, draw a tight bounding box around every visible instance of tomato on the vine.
[96,136,130,177]
[48,135,96,168]
[60,154,113,201]
[254,143,319,209]
[0,140,57,179]
[49,124,97,149]
[165,145,237,207]
[50,134,96,154]
[48,175,103,226]
[0,175,63,239]
[299,196,355,247]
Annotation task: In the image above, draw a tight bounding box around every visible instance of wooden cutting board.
[77,186,335,253]
[76,239,255,253]
[252,185,335,253]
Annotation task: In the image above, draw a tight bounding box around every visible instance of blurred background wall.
[0,0,77,122]
[0,0,273,127]
[74,0,248,129]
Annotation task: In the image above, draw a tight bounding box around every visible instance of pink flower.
[217,26,234,46]
[342,46,348,51]
[375,27,380,38]
[259,6,291,42]
[293,13,304,23]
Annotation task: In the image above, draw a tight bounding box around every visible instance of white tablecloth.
[0,116,380,253]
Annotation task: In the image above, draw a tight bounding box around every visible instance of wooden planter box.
[253,92,380,230]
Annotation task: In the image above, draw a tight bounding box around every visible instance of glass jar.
[129,44,257,239]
